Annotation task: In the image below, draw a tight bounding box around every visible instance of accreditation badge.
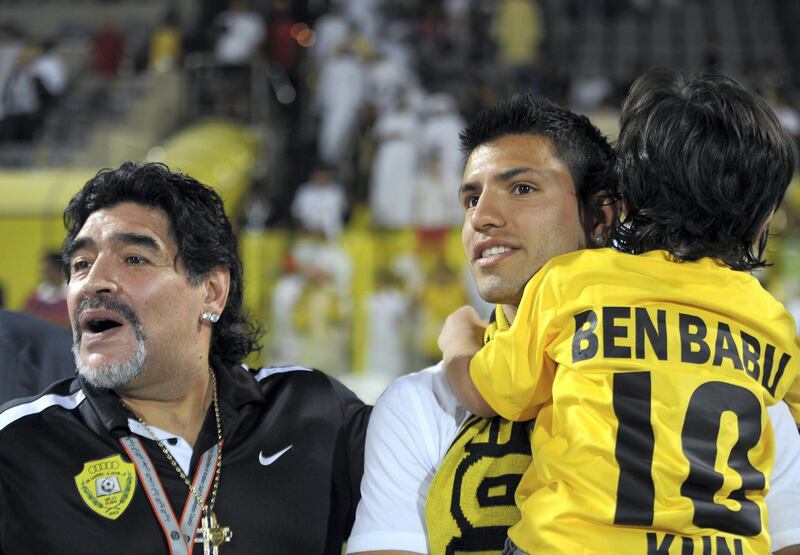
[74,454,136,520]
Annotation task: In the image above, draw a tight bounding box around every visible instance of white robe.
[291,181,347,238]
[365,289,411,378]
[419,110,466,186]
[311,13,350,62]
[369,109,418,228]
[366,57,415,112]
[316,54,365,164]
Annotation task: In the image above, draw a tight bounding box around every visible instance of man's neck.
[119,369,212,448]
[501,303,518,324]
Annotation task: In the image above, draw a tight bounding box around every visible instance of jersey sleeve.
[347,366,460,554]
[469,266,559,422]
[766,402,800,550]
[783,343,800,425]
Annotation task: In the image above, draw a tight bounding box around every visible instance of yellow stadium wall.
[0,120,258,312]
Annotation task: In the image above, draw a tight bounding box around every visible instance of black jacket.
[0,362,370,554]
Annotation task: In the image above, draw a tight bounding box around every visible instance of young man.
[442,71,800,553]
[346,94,800,554]
[0,162,370,554]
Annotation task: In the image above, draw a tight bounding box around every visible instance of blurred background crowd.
[2,0,800,400]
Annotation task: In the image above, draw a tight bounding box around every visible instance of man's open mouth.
[86,319,124,333]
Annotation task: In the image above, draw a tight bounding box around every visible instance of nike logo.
[258,445,292,466]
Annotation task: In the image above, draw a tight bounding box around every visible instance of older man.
[347,94,800,554]
[0,162,370,554]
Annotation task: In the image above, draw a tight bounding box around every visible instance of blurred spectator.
[291,264,350,375]
[315,44,365,165]
[491,0,543,93]
[492,0,543,66]
[243,187,271,232]
[443,0,471,51]
[148,9,183,72]
[0,27,25,119]
[310,4,349,64]
[377,20,416,72]
[414,152,462,232]
[366,47,417,113]
[28,40,68,116]
[0,309,75,406]
[213,0,266,65]
[23,252,69,328]
[291,166,348,239]
[419,92,465,185]
[293,236,352,298]
[343,0,383,41]
[266,0,300,78]
[270,253,305,366]
[0,48,40,142]
[365,269,411,378]
[369,95,418,228]
[92,20,125,77]
[417,263,467,364]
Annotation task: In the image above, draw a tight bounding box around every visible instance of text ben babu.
[572,306,790,396]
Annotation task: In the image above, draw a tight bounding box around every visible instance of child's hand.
[439,306,496,417]
[438,305,487,363]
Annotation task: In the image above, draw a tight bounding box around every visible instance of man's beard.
[72,297,148,390]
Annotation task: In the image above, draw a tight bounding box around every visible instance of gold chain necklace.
[123,368,231,552]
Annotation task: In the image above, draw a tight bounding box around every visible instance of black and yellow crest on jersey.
[426,306,531,555]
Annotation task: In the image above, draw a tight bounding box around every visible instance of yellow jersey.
[470,248,800,554]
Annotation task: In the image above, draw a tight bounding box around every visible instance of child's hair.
[612,68,797,270]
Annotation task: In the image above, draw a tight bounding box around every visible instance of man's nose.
[470,188,505,230]
[81,256,120,295]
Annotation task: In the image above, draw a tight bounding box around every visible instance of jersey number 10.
[613,371,764,536]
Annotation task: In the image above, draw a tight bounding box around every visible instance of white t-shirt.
[347,363,800,553]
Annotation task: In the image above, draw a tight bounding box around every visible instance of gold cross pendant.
[196,511,232,554]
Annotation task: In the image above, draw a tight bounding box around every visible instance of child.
[440,68,800,554]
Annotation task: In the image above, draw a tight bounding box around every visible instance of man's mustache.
[74,297,143,342]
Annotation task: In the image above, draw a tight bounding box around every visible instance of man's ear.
[202,267,230,317]
[585,190,618,247]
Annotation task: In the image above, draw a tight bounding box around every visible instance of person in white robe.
[419,92,466,188]
[316,46,365,165]
[369,98,418,228]
[291,167,348,239]
[365,270,411,379]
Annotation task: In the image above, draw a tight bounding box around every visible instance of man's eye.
[126,256,146,265]
[513,183,536,194]
[72,260,90,272]
[463,195,479,209]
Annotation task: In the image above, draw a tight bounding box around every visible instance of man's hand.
[439,306,495,417]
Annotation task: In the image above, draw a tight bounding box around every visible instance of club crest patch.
[74,454,136,520]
